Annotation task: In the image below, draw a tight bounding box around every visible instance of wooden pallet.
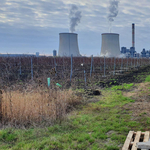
[122,131,150,150]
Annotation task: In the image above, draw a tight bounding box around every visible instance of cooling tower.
[100,33,121,57]
[58,33,80,57]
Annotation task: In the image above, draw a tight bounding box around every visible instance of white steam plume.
[107,0,119,33]
[69,5,82,33]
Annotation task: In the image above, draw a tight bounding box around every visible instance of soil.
[97,65,150,88]
[79,65,150,101]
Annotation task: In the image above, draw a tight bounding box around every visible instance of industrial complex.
[0,24,150,58]
[120,24,150,58]
[58,33,81,57]
[57,23,150,58]
[100,33,120,57]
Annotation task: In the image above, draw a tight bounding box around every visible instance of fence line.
[0,56,149,85]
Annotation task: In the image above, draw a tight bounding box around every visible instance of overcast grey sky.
[0,0,150,56]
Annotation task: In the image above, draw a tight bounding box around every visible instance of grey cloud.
[1,0,150,55]
[0,0,68,28]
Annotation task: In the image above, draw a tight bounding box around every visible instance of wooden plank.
[131,131,141,150]
[122,131,134,150]
[143,131,150,142]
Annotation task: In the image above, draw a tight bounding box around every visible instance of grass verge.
[1,86,148,150]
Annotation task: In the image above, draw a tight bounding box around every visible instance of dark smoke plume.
[107,0,119,32]
[69,5,82,33]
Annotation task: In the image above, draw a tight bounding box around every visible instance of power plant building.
[58,33,81,57]
[53,50,57,57]
[100,33,121,57]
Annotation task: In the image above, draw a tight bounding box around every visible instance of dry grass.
[1,86,82,128]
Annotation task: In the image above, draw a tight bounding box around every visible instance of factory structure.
[56,23,150,58]
[100,33,121,57]
[0,23,150,58]
[121,24,150,58]
[121,47,150,58]
[58,33,81,57]
[57,32,122,58]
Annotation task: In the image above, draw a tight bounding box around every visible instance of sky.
[0,0,150,56]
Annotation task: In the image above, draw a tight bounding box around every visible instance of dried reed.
[1,87,81,128]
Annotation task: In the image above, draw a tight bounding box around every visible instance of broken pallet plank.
[122,131,134,150]
[122,131,150,150]
[143,131,149,142]
[131,131,141,150]
[136,131,150,149]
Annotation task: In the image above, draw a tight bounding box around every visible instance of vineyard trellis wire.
[0,56,149,88]
[0,56,150,126]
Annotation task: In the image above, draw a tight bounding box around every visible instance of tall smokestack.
[132,23,135,47]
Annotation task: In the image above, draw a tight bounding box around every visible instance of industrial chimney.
[132,23,135,47]
[100,33,121,57]
[58,33,81,57]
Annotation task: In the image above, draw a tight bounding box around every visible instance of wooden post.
[104,56,106,77]
[90,55,93,77]
[84,70,86,88]
[134,57,135,68]
[113,57,116,76]
[54,56,57,76]
[70,54,73,81]
[121,57,123,72]
[31,58,33,80]
[131,57,132,68]
[93,57,94,72]
[126,57,128,71]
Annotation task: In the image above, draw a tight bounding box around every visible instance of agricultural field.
[0,56,150,150]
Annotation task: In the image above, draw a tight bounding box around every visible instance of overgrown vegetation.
[0,91,132,149]
[0,59,150,149]
[1,86,82,127]
[1,81,149,150]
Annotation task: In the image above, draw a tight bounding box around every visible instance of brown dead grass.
[123,82,150,118]
[1,87,82,127]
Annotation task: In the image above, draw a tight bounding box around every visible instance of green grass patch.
[145,75,150,82]
[96,90,134,107]
[111,83,134,91]
[75,88,85,93]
